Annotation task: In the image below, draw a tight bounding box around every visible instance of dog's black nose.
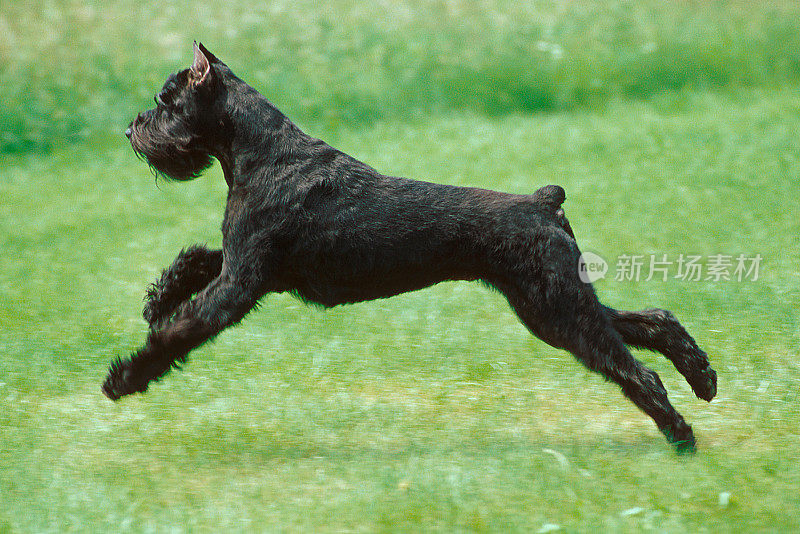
[125,127,132,139]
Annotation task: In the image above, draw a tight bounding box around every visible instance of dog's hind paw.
[689,365,717,402]
[663,420,697,454]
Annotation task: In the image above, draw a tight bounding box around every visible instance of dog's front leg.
[143,245,223,329]
[103,274,258,400]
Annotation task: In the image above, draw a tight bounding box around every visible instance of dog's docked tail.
[533,184,575,240]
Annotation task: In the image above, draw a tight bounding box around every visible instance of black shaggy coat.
[105,42,717,453]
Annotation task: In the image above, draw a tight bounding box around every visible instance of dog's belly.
[284,251,482,307]
[304,273,473,307]
[288,272,476,307]
[279,234,485,307]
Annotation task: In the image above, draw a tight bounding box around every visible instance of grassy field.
[3,0,800,152]
[2,1,800,533]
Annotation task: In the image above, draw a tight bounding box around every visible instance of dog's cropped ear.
[197,42,222,64]
[190,41,213,85]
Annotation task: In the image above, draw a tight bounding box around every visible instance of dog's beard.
[128,114,213,181]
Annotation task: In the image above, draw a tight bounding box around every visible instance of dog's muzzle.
[126,111,151,140]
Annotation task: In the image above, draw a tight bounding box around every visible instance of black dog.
[104,43,717,452]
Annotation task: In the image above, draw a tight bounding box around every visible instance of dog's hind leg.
[498,276,697,452]
[603,306,717,402]
[143,245,223,329]
[104,272,258,400]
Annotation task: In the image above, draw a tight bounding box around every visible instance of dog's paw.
[102,357,149,401]
[689,365,717,402]
[663,420,697,455]
[674,436,697,455]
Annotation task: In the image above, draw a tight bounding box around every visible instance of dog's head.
[126,42,230,180]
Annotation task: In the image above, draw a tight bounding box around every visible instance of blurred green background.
[1,1,799,532]
[4,0,800,153]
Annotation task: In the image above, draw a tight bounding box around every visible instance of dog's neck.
[213,79,307,189]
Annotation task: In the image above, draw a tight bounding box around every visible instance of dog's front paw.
[102,357,149,401]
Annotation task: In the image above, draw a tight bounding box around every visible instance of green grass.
[1,89,799,532]
[2,1,800,531]
[2,0,800,153]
